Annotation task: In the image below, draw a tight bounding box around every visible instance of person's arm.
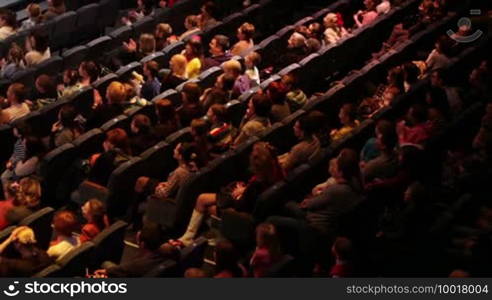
[154,168,183,199]
[14,157,39,178]
[303,187,334,210]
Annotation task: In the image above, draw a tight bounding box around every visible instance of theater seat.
[198,66,222,89]
[115,62,142,82]
[62,46,88,70]
[75,4,101,42]
[92,73,118,95]
[133,16,156,36]
[34,56,63,78]
[51,242,95,277]
[32,264,61,278]
[0,226,15,243]
[161,42,185,68]
[140,52,167,68]
[98,0,121,30]
[90,221,128,267]
[265,254,295,277]
[226,100,247,128]
[179,237,207,271]
[100,115,130,132]
[139,142,177,180]
[87,36,113,61]
[109,26,133,50]
[154,89,181,107]
[72,128,105,158]
[145,259,179,277]
[51,12,77,50]
[19,207,55,250]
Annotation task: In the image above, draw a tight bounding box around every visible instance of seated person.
[396,104,432,146]
[88,128,133,187]
[176,142,284,246]
[48,210,81,261]
[50,104,84,148]
[198,1,219,30]
[267,81,290,123]
[179,15,200,40]
[330,104,359,141]
[231,23,255,56]
[153,98,181,140]
[0,226,52,277]
[204,35,232,69]
[282,72,308,111]
[329,237,355,277]
[87,81,127,128]
[141,61,162,101]
[130,114,157,155]
[234,94,272,146]
[250,223,283,277]
[183,38,204,79]
[1,83,30,123]
[207,104,237,153]
[20,4,43,31]
[177,82,204,127]
[161,54,187,92]
[43,0,66,21]
[5,177,42,227]
[323,13,348,45]
[25,31,51,67]
[278,114,321,174]
[0,43,25,80]
[353,0,379,28]
[0,8,17,40]
[80,199,110,243]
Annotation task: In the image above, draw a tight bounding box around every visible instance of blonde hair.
[16,177,42,209]
[156,23,173,36]
[239,23,255,40]
[170,54,187,77]
[106,81,127,104]
[14,226,37,245]
[222,59,242,74]
[139,34,156,54]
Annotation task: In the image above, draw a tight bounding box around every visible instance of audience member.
[0,8,17,40]
[79,199,110,243]
[231,23,255,56]
[250,223,282,277]
[48,210,81,261]
[234,93,272,145]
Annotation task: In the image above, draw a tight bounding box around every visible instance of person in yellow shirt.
[331,103,360,141]
[183,38,203,79]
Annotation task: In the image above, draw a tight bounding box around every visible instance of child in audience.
[330,104,359,141]
[250,223,282,277]
[20,3,43,31]
[245,52,261,87]
[48,210,81,261]
[80,199,110,243]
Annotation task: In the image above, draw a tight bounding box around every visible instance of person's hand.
[123,38,138,53]
[231,182,246,200]
[312,186,324,196]
[93,269,108,278]
[92,89,103,109]
[51,121,61,133]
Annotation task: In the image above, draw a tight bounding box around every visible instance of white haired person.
[323,13,348,45]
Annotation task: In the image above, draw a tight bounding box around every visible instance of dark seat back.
[19,207,55,250]
[91,220,128,267]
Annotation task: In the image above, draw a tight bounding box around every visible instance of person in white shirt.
[2,83,30,123]
[47,211,81,261]
[377,0,391,15]
[0,8,17,41]
[323,13,348,45]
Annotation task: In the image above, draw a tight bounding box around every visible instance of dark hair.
[251,93,272,118]
[297,114,317,136]
[84,199,107,232]
[139,221,162,251]
[436,35,453,56]
[182,82,201,104]
[221,74,236,91]
[36,74,56,95]
[64,69,80,86]
[106,128,131,155]
[191,118,210,137]
[186,38,204,60]
[50,0,65,7]
[8,83,27,103]
[403,62,420,84]
[336,148,360,181]
[0,8,17,28]
[215,240,243,277]
[376,119,398,151]
[213,35,230,51]
[178,142,201,167]
[30,30,49,53]
[266,82,288,104]
[204,88,227,109]
[145,61,160,78]
[155,98,176,123]
[24,136,46,161]
[58,104,79,129]
[210,104,229,123]
[132,114,152,134]
[80,61,100,83]
[202,1,219,19]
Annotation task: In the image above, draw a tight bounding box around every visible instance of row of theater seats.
[109,0,429,234]
[218,29,492,250]
[32,0,346,209]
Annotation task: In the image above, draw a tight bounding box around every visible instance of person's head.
[78,61,100,83]
[155,98,176,123]
[23,136,45,160]
[35,74,56,95]
[203,87,226,109]
[184,15,199,30]
[435,35,453,56]
[106,81,127,105]
[216,73,235,91]
[281,72,300,91]
[335,148,360,181]
[294,114,317,140]
[288,32,306,49]
[7,43,24,65]
[306,38,321,53]
[131,114,151,134]
[155,23,173,39]
[9,226,38,253]
[331,236,353,261]
[7,83,27,105]
[170,54,187,77]
[375,119,398,153]
[387,66,404,90]
[209,35,230,56]
[222,59,242,78]
[201,1,219,20]
[403,62,420,84]
[139,34,156,54]
[49,0,65,8]
[364,0,377,10]
[406,103,428,125]
[214,240,241,275]
[266,81,288,105]
[104,128,130,154]
[58,104,78,129]
[14,177,42,209]
[237,23,255,41]
[185,37,204,60]
[249,93,272,118]
[184,268,207,278]
[430,69,445,87]
[323,13,339,28]
[52,210,79,237]
[255,223,281,258]
[29,30,49,53]
[250,142,282,183]
[137,221,162,251]
[144,60,159,80]
[173,142,200,168]
[27,3,41,20]
[81,198,107,229]
[338,103,357,126]
[207,104,228,124]
[307,22,323,40]
[181,82,201,104]
[0,8,16,28]
[403,181,428,204]
[245,51,261,70]
[191,118,210,138]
